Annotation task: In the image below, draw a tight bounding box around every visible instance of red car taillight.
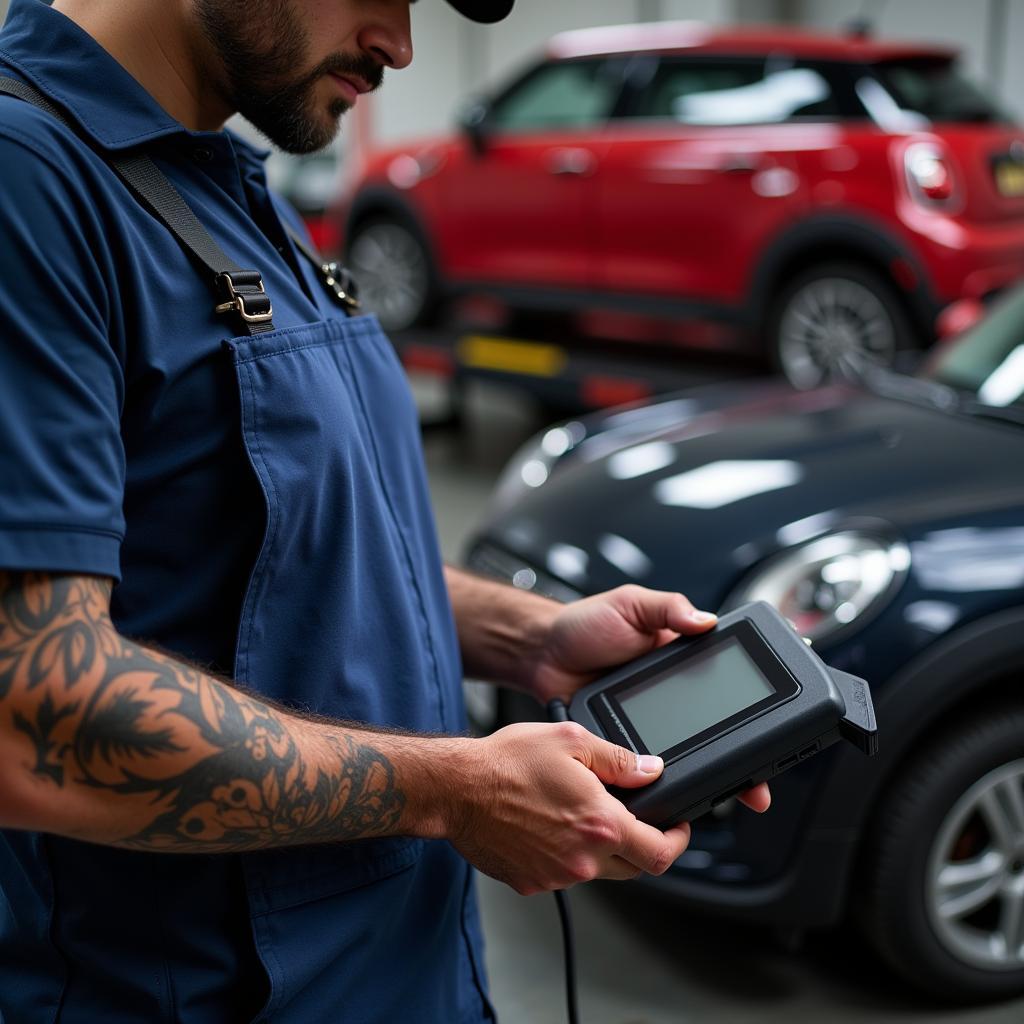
[905,143,956,205]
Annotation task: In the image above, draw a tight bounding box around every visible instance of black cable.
[546,698,570,725]
[546,699,580,1024]
[553,888,580,1024]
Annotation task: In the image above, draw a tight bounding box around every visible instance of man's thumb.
[585,736,664,789]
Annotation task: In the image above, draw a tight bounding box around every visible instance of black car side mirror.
[458,101,491,157]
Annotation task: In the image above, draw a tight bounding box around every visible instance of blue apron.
[228,314,492,1023]
[0,312,494,1023]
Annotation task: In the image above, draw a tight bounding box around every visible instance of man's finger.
[597,855,644,881]
[616,819,691,876]
[579,733,665,789]
[615,585,717,637]
[738,782,771,813]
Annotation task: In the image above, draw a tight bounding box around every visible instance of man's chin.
[248,106,346,155]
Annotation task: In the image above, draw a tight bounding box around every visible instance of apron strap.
[113,151,277,333]
[287,228,360,315]
[0,77,360,329]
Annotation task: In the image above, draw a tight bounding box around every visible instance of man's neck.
[51,0,232,131]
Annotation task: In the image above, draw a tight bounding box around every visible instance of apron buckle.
[214,271,275,326]
[320,262,361,313]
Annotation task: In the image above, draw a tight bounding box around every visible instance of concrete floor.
[417,376,1024,1024]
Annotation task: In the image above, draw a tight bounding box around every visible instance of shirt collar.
[0,0,268,162]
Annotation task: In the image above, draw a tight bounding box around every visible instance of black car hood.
[478,380,1024,608]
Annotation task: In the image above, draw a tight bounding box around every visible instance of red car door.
[438,58,623,291]
[595,58,839,306]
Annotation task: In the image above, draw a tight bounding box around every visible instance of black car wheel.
[770,262,913,389]
[347,216,436,331]
[859,705,1024,1001]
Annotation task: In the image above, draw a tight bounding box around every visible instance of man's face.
[193,0,413,154]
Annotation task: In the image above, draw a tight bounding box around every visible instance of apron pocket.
[245,849,492,1024]
[241,839,421,1024]
[242,836,421,916]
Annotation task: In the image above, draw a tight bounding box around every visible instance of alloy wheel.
[348,220,431,332]
[777,276,898,389]
[926,759,1024,972]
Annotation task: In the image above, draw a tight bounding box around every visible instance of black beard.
[193,0,384,154]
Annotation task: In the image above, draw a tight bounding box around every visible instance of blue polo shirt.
[0,0,341,671]
[0,1,343,1012]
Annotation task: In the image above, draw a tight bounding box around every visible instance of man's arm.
[0,571,692,892]
[445,565,559,692]
[0,570,459,851]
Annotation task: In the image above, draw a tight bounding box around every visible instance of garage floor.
[418,377,1024,1024]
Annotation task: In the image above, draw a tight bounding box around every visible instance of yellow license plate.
[457,335,568,377]
[996,161,1024,196]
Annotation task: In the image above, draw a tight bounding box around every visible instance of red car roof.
[546,21,958,64]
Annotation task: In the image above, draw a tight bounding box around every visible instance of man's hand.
[447,721,692,895]
[529,584,718,704]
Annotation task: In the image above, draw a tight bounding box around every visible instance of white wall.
[374,3,469,145]
[375,0,733,144]
[1005,2,1024,125]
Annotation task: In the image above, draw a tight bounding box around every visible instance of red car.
[341,22,1024,388]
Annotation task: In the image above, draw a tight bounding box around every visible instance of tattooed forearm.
[0,572,408,852]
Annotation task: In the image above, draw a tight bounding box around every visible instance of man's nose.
[358,4,413,70]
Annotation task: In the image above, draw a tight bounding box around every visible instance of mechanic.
[0,1,769,1020]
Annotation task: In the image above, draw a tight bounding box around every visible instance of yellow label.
[996,162,1024,196]
[457,335,568,377]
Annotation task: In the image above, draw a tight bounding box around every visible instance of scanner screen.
[617,638,775,755]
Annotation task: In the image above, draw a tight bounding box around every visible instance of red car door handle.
[718,153,763,174]
[547,148,596,176]
[716,152,765,173]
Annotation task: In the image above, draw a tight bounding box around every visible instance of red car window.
[631,56,848,125]
[871,57,1011,125]
[488,58,624,133]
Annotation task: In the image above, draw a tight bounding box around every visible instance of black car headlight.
[725,531,910,642]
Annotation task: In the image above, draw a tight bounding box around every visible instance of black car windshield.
[870,57,1010,124]
[924,287,1024,411]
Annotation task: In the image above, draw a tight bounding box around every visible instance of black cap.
[444,0,514,23]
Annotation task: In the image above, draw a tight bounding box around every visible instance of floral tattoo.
[0,572,405,851]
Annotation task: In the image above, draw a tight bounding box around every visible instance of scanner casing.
[568,601,877,828]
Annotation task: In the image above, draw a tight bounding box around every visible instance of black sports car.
[464,286,1024,1001]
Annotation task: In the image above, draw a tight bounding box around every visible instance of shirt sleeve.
[0,128,126,580]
